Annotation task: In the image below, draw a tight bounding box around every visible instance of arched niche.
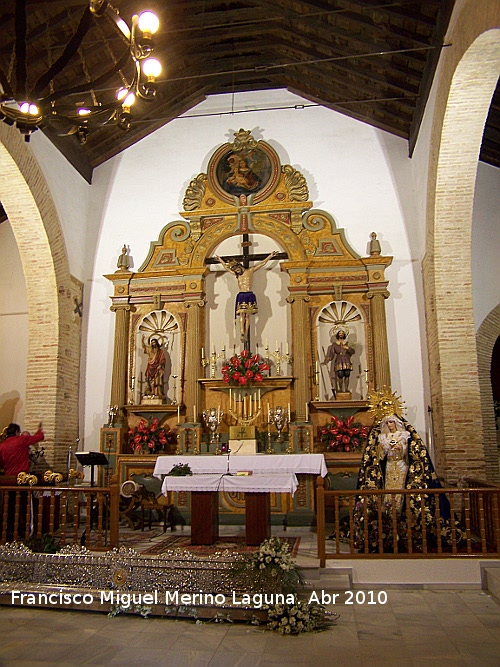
[316,301,367,401]
[130,310,181,405]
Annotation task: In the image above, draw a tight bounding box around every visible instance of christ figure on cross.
[215,250,278,348]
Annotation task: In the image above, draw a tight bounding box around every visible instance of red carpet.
[140,534,301,556]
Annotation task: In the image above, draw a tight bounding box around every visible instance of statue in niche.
[142,336,167,399]
[215,251,278,348]
[323,326,355,397]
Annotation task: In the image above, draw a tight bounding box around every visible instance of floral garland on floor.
[242,537,338,634]
[221,350,269,386]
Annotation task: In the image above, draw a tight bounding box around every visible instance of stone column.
[110,303,133,425]
[288,294,311,421]
[184,299,206,422]
[367,290,391,390]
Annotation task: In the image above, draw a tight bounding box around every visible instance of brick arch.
[424,2,500,483]
[476,305,500,483]
[0,125,81,467]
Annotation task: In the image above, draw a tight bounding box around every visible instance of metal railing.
[0,478,119,550]
[316,476,500,566]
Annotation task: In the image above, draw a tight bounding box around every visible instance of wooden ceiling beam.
[254,0,436,49]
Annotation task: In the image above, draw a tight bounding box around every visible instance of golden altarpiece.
[102,129,393,525]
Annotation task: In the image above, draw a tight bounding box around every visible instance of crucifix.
[209,234,287,351]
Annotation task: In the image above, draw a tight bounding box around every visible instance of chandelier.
[0,0,162,142]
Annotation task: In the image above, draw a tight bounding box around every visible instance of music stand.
[75,452,108,487]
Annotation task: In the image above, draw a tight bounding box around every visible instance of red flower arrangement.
[127,417,177,454]
[221,349,269,386]
[319,415,369,452]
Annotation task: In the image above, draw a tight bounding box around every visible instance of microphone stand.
[224,448,232,476]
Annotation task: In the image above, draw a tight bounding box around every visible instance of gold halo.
[330,324,349,338]
[367,386,406,423]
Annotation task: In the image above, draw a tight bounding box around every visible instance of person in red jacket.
[0,422,44,476]
[0,422,44,540]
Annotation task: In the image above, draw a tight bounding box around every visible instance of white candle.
[258,389,261,407]
[288,403,291,419]
[286,342,289,354]
[305,403,309,422]
[193,405,197,422]
[212,343,216,354]
[177,405,180,423]
[265,339,268,349]
[275,340,279,352]
[201,347,205,359]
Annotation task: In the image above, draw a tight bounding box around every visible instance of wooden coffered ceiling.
[0,0,498,184]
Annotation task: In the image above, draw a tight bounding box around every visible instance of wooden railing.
[316,476,500,566]
[0,478,120,550]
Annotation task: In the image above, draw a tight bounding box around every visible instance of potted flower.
[221,350,269,386]
[127,417,177,455]
[319,415,369,453]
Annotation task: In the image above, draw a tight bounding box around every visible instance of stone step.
[483,565,500,603]
[300,566,352,591]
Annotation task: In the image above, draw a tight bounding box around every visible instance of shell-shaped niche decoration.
[139,311,179,346]
[318,301,362,326]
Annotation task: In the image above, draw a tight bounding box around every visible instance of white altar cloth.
[154,453,327,479]
[161,473,298,496]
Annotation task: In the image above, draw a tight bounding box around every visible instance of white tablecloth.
[161,473,298,496]
[154,453,327,478]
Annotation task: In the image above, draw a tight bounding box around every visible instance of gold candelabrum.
[202,407,223,454]
[314,360,320,401]
[228,387,262,426]
[265,341,291,377]
[201,345,226,379]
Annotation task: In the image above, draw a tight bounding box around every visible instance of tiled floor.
[1,526,500,666]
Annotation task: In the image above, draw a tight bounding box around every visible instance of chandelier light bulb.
[142,58,162,79]
[138,11,159,36]
[116,87,129,101]
[20,102,39,115]
[78,108,92,116]
[116,17,131,40]
[122,92,136,109]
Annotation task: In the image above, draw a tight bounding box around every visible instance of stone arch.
[0,125,82,467]
[424,1,500,483]
[476,304,500,484]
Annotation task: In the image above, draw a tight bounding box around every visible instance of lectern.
[75,452,108,487]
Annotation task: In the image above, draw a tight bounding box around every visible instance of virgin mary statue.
[351,412,463,552]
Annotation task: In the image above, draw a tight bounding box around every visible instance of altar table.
[161,473,299,545]
[153,453,327,478]
[153,454,327,545]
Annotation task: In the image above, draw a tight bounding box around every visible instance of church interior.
[0,0,500,663]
